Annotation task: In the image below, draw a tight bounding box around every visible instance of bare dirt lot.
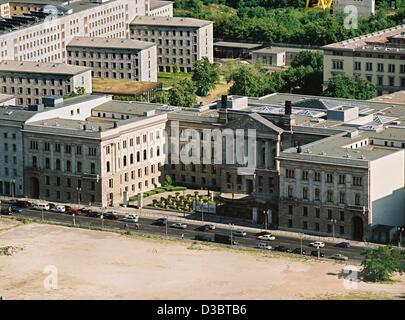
[0,220,404,300]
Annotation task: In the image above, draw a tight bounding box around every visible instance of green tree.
[290,50,323,71]
[192,57,220,96]
[163,175,173,187]
[154,91,171,104]
[324,75,377,100]
[361,246,404,282]
[227,64,270,97]
[168,78,197,107]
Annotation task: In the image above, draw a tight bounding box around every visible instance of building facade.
[323,24,405,95]
[66,37,157,82]
[0,60,92,105]
[147,0,173,17]
[130,16,213,72]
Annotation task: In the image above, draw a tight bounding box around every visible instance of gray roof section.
[214,41,262,49]
[67,37,155,50]
[131,16,212,28]
[149,0,172,10]
[0,60,91,76]
[250,113,284,134]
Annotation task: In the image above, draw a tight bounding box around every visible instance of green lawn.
[157,72,192,88]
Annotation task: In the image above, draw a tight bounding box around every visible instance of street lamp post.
[263,210,267,230]
[165,215,168,237]
[41,207,44,222]
[230,223,234,245]
[300,233,303,255]
[73,213,76,226]
[398,226,404,248]
[101,214,104,229]
[201,202,204,222]
[76,187,82,208]
[331,219,337,239]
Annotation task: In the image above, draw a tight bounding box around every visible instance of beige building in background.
[66,37,157,82]
[147,0,173,17]
[252,47,321,67]
[130,16,213,72]
[0,60,92,105]
[323,24,405,95]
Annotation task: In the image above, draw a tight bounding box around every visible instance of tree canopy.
[324,75,377,100]
[168,79,197,108]
[361,246,404,282]
[192,57,221,96]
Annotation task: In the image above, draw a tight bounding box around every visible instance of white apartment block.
[66,37,157,82]
[323,24,405,95]
[146,0,173,17]
[333,0,375,17]
[252,47,321,67]
[0,60,92,105]
[0,0,145,64]
[130,16,213,72]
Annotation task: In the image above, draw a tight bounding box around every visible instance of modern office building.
[0,0,145,64]
[146,0,173,17]
[130,16,213,72]
[66,37,157,82]
[323,24,405,95]
[0,60,92,105]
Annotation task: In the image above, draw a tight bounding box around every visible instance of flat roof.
[149,0,172,10]
[131,16,212,28]
[0,60,91,76]
[214,41,262,49]
[0,106,36,122]
[253,46,320,54]
[67,37,155,50]
[92,78,161,96]
[92,100,169,116]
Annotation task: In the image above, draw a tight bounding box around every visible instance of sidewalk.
[1,195,376,248]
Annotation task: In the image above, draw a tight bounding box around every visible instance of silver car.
[328,253,349,261]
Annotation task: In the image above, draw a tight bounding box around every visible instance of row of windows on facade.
[285,169,363,186]
[3,142,17,151]
[105,148,162,172]
[42,189,96,203]
[172,174,217,187]
[87,4,125,19]
[287,218,345,234]
[107,176,160,190]
[286,186,363,206]
[87,13,125,28]
[29,141,97,156]
[333,51,405,60]
[333,60,405,73]
[91,71,141,80]
[18,35,61,51]
[88,31,126,39]
[107,165,161,186]
[67,51,138,60]
[32,157,96,174]
[159,65,192,72]
[70,21,125,36]
[70,60,140,69]
[158,56,196,65]
[131,29,197,37]
[0,77,70,85]
[104,132,161,151]
[288,205,346,220]
[18,53,61,63]
[2,87,67,97]
[2,167,17,177]
[225,172,275,187]
[44,176,94,190]
[158,47,195,56]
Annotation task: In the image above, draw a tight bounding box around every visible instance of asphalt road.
[8,208,366,263]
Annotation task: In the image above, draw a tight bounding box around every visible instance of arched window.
[106,161,110,172]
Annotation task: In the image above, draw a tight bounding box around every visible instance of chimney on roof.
[285,100,292,115]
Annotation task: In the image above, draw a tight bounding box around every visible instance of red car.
[66,209,81,216]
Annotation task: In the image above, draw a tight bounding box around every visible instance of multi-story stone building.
[130,16,213,72]
[0,0,145,63]
[0,60,92,105]
[66,37,157,82]
[23,98,169,207]
[323,24,405,95]
[146,0,173,17]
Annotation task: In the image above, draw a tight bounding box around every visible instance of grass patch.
[158,72,192,87]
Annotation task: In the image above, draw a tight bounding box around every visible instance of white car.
[310,241,325,248]
[328,253,349,261]
[124,214,139,222]
[233,229,247,237]
[257,234,276,241]
[51,205,66,213]
[32,203,50,211]
[171,223,187,229]
[256,242,272,250]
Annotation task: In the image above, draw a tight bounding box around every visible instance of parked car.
[274,245,292,253]
[196,224,216,231]
[32,203,50,211]
[153,217,167,226]
[66,209,80,216]
[309,241,325,248]
[292,248,306,255]
[255,231,272,237]
[0,207,12,215]
[232,229,247,237]
[310,250,325,258]
[336,241,351,249]
[85,210,102,218]
[257,234,275,241]
[171,223,187,229]
[10,206,23,213]
[328,253,349,261]
[256,242,272,250]
[195,234,212,242]
[51,205,66,213]
[122,215,139,223]
[16,200,31,208]
[103,211,118,220]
